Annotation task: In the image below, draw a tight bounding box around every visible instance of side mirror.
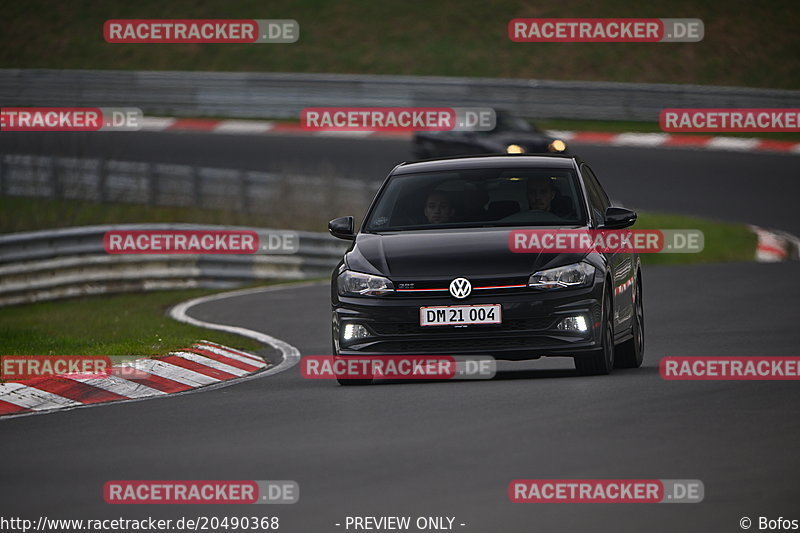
[328,216,355,240]
[601,207,637,229]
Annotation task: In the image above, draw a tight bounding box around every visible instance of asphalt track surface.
[1,132,800,532]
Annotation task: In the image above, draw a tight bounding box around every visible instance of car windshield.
[364,168,587,231]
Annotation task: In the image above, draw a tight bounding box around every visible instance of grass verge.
[3,0,798,89]
[635,211,756,265]
[0,287,268,356]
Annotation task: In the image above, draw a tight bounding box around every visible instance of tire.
[614,275,644,369]
[574,287,614,376]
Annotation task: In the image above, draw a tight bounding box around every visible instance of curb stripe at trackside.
[123,373,194,393]
[611,133,671,146]
[19,377,129,404]
[137,116,800,154]
[167,118,222,131]
[188,348,262,372]
[130,358,220,387]
[751,225,793,262]
[1,283,308,420]
[71,375,166,399]
[193,342,265,365]
[0,399,31,415]
[172,351,250,376]
[159,355,238,380]
[213,120,275,134]
[0,382,82,411]
[663,135,715,146]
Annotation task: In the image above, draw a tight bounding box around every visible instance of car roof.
[393,154,582,175]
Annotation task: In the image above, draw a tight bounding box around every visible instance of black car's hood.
[346,229,586,279]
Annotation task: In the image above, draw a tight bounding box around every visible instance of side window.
[581,165,609,225]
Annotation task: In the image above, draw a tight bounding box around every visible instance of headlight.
[506,144,525,154]
[547,139,567,152]
[528,262,595,289]
[342,323,371,341]
[337,270,395,296]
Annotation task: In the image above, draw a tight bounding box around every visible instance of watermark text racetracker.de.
[301,355,497,380]
[509,18,703,42]
[661,357,800,380]
[0,107,142,132]
[301,107,496,132]
[0,355,155,380]
[660,108,800,132]
[102,229,299,255]
[104,19,299,43]
[104,480,298,504]
[509,479,704,503]
[509,229,704,254]
[1,356,111,380]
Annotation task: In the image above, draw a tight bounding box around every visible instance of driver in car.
[424,190,456,224]
[526,176,557,212]
[501,176,566,222]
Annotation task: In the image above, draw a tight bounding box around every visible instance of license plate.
[420,304,502,326]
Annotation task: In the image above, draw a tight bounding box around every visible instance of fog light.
[506,144,525,154]
[342,323,370,342]
[557,315,589,333]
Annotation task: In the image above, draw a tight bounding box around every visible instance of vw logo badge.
[449,278,472,299]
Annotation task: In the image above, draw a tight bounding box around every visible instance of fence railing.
[0,154,378,212]
[2,69,799,121]
[0,224,349,307]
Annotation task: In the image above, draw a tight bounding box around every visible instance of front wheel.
[574,290,614,376]
[615,276,644,369]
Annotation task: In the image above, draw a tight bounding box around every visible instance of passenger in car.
[499,176,569,222]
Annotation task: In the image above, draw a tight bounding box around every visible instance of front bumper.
[333,284,604,361]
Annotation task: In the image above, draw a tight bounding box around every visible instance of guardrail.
[0,153,379,217]
[0,224,350,307]
[2,69,799,121]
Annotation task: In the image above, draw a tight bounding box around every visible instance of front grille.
[393,276,530,298]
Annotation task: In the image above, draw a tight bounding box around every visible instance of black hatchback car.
[328,155,643,385]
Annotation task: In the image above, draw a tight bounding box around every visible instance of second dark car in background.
[413,110,569,159]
